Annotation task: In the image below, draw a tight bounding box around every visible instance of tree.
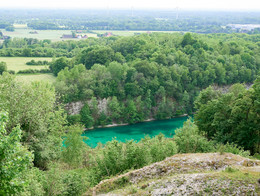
[0,61,7,74]
[108,96,122,122]
[0,112,33,195]
[175,119,215,153]
[5,26,15,32]
[50,57,70,76]
[0,73,67,169]
[181,33,196,47]
[62,125,88,168]
[124,99,139,124]
[194,80,260,154]
[80,103,94,128]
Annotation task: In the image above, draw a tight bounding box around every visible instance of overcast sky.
[1,0,260,11]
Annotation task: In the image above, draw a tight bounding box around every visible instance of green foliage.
[107,96,122,123]
[215,143,250,157]
[67,114,81,125]
[21,168,45,196]
[90,135,178,184]
[0,112,34,195]
[62,125,89,168]
[43,163,88,196]
[26,60,50,65]
[181,33,196,47]
[50,57,71,76]
[124,99,140,124]
[0,61,7,74]
[53,33,260,125]
[195,80,260,154]
[80,103,94,128]
[17,68,51,74]
[175,119,215,153]
[0,73,67,168]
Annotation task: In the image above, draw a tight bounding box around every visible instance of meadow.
[0,57,55,83]
[1,28,97,41]
[0,57,52,72]
[2,26,178,41]
[93,30,178,36]
[16,73,56,83]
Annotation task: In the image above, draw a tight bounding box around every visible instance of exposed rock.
[65,98,108,115]
[65,101,84,115]
[86,153,260,195]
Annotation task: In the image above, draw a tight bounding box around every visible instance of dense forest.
[1,33,260,126]
[0,10,260,33]
[0,31,260,195]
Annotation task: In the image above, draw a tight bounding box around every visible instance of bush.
[44,163,88,196]
[26,60,50,65]
[7,70,15,74]
[17,68,51,74]
[174,119,215,153]
[0,61,7,74]
[67,114,81,125]
[61,171,87,196]
[91,134,178,184]
[215,142,250,157]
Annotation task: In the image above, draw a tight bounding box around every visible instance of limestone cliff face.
[65,98,108,115]
[65,101,84,115]
[86,153,260,196]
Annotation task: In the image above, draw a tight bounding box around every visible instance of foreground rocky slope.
[86,153,260,195]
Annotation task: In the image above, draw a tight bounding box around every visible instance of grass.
[93,30,180,36]
[1,28,179,41]
[0,57,52,72]
[1,29,97,41]
[16,73,56,83]
[0,57,56,83]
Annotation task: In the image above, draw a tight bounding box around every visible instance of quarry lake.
[82,116,189,147]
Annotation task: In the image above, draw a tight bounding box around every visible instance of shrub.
[174,119,215,153]
[215,142,250,158]
[44,163,88,196]
[26,60,50,65]
[7,70,15,74]
[61,171,87,196]
[0,61,7,74]
[67,114,81,125]
[91,134,178,184]
[17,68,51,74]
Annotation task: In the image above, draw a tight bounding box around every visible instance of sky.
[1,0,260,11]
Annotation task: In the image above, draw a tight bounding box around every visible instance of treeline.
[50,33,260,126]
[1,10,260,33]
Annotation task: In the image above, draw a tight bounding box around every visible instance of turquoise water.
[82,116,189,147]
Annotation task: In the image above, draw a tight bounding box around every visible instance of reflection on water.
[82,116,189,147]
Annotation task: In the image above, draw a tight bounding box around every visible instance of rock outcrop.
[86,153,260,196]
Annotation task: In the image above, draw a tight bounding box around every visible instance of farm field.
[93,30,179,36]
[1,28,180,41]
[1,29,97,41]
[16,73,56,83]
[0,57,52,72]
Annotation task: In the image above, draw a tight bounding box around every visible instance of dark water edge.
[82,116,189,147]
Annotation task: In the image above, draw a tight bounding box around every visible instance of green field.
[1,28,179,41]
[1,29,97,41]
[0,57,52,72]
[93,30,179,36]
[0,57,55,83]
[16,73,56,83]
